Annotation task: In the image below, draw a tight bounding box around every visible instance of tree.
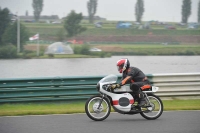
[0,7,11,45]
[181,0,191,23]
[135,0,144,23]
[64,10,86,37]
[0,44,17,58]
[87,0,98,23]
[2,21,29,51]
[32,0,43,22]
[74,44,90,55]
[56,29,65,42]
[198,0,200,23]
[26,10,29,16]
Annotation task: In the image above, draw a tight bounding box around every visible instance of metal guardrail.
[150,73,200,97]
[0,73,200,103]
[0,76,102,103]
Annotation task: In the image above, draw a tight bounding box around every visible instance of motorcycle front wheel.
[85,95,111,121]
[140,93,163,120]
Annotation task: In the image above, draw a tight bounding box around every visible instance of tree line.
[32,0,200,24]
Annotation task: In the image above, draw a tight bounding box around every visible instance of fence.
[0,73,200,103]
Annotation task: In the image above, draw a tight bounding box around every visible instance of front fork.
[97,94,105,109]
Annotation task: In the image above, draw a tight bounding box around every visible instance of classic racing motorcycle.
[85,74,163,121]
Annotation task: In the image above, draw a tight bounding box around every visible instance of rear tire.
[140,94,163,120]
[85,95,111,121]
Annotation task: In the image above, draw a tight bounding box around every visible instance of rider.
[111,58,151,107]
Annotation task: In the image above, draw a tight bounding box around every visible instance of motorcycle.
[85,74,163,121]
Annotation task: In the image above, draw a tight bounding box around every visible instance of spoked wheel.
[140,93,163,120]
[85,95,111,121]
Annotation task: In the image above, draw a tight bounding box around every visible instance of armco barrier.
[149,73,200,97]
[0,73,200,103]
[0,76,102,103]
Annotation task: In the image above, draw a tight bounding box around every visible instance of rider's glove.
[111,84,121,89]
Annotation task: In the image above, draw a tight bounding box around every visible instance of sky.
[0,0,199,22]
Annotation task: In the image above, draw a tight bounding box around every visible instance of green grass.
[0,99,200,116]
[27,27,200,36]
[39,54,99,58]
[18,53,105,59]
[121,44,200,53]
[121,44,200,48]
[0,102,85,116]
[23,44,200,57]
[23,22,200,36]
[93,44,200,55]
[163,99,200,110]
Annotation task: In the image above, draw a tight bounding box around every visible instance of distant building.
[19,15,60,22]
[83,16,106,21]
[61,15,106,21]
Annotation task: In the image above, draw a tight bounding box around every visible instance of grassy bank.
[28,27,200,36]
[0,99,200,116]
[38,54,101,58]
[108,44,200,55]
[20,44,200,58]
[23,22,200,36]
[21,22,200,57]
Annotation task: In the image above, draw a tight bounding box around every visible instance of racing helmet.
[116,59,130,73]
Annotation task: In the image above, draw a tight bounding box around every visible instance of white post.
[37,33,40,56]
[17,14,20,53]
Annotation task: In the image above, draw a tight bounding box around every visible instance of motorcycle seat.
[141,85,152,91]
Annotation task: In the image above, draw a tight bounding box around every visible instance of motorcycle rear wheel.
[85,95,111,121]
[140,93,163,120]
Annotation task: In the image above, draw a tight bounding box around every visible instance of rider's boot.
[138,91,146,107]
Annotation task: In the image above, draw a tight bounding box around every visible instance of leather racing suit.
[120,66,151,99]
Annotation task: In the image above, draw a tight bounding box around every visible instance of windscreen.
[99,74,118,83]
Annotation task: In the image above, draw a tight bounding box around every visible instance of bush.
[0,44,17,58]
[74,44,90,55]
[185,50,195,55]
[48,54,54,58]
[39,46,45,56]
[90,51,112,58]
[22,50,36,58]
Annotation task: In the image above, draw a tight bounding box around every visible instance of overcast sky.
[0,0,199,22]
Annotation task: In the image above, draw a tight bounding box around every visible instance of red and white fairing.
[111,93,134,112]
[99,75,135,112]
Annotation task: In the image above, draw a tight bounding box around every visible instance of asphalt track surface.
[0,111,200,133]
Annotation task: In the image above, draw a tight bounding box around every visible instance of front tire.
[85,95,111,121]
[140,93,163,120]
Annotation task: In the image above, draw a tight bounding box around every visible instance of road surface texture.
[0,111,199,133]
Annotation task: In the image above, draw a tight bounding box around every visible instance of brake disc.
[93,102,103,113]
[147,103,155,111]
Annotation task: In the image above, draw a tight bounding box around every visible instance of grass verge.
[95,44,200,55]
[0,99,200,116]
[23,44,200,58]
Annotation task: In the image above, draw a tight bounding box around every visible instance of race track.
[0,111,199,133]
